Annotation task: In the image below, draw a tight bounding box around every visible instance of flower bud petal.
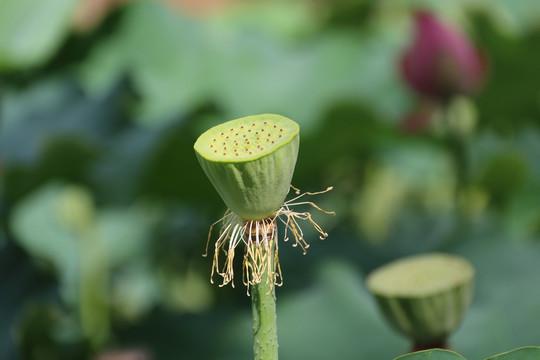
[401,11,486,100]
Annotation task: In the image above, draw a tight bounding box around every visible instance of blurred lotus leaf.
[78,0,408,128]
[11,182,161,305]
[451,236,540,359]
[0,0,78,70]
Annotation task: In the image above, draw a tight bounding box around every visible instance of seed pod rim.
[366,252,475,299]
[194,113,300,164]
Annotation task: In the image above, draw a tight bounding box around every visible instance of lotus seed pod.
[366,253,474,345]
[194,114,299,220]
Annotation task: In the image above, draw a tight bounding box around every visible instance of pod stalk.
[251,220,279,360]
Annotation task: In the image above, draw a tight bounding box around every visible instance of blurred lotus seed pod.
[367,253,475,348]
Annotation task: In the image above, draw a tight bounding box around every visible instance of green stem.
[251,246,279,360]
[79,229,110,349]
[411,339,449,352]
[443,104,468,200]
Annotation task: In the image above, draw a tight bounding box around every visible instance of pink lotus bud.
[401,11,486,100]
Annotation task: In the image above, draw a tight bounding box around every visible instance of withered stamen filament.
[204,186,334,294]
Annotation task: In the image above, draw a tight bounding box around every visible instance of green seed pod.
[366,253,474,345]
[194,114,299,220]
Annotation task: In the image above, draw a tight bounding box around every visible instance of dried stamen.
[204,186,334,294]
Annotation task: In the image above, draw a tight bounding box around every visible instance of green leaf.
[486,347,540,360]
[0,0,78,70]
[394,349,466,360]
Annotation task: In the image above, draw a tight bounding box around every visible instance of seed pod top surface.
[367,253,474,298]
[194,114,299,162]
[194,114,299,220]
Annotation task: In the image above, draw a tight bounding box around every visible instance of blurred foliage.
[0,0,78,69]
[1,0,540,359]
